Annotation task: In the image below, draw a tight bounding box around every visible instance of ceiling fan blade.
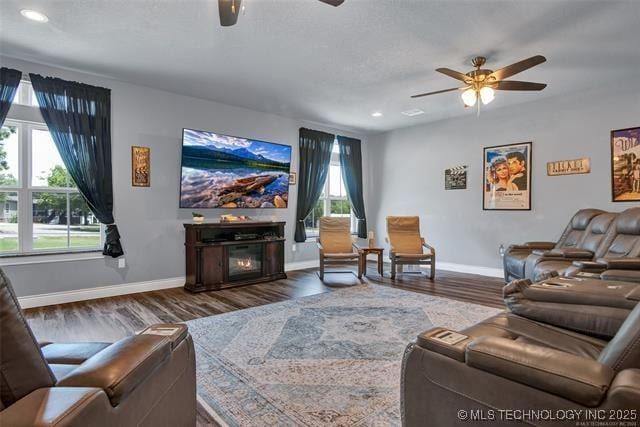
[318,0,345,5]
[489,55,546,81]
[436,68,472,83]
[219,0,242,27]
[411,87,465,98]
[493,81,547,91]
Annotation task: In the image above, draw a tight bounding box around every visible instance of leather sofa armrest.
[57,334,171,406]
[466,336,614,407]
[0,387,112,427]
[522,241,556,249]
[626,287,640,301]
[139,324,188,350]
[531,249,593,259]
[572,260,607,271]
[600,257,640,270]
[416,327,472,362]
[605,369,640,409]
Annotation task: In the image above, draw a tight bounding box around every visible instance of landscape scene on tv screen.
[180,129,292,208]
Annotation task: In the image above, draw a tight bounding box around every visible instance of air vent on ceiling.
[401,109,425,117]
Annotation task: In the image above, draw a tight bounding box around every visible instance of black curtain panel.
[29,74,123,257]
[337,135,367,238]
[294,128,335,242]
[0,68,22,127]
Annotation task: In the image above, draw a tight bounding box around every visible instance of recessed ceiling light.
[20,9,49,22]
[371,112,383,118]
[401,109,425,117]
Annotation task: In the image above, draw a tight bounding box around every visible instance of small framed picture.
[611,127,640,202]
[132,146,150,187]
[445,166,468,190]
[483,142,532,210]
[289,172,297,185]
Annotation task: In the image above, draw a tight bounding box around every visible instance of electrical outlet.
[118,258,126,269]
[292,244,297,252]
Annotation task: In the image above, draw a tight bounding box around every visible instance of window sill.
[0,249,104,266]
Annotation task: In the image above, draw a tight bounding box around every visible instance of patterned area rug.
[187,284,502,426]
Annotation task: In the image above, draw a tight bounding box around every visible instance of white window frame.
[1,80,104,256]
[304,143,355,239]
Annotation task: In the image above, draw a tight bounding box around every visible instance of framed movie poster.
[445,166,467,190]
[483,142,532,210]
[611,127,640,202]
[132,146,150,187]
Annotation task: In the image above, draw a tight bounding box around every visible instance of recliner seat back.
[0,269,55,407]
[598,303,640,371]
[555,209,605,250]
[597,207,640,259]
[577,212,617,253]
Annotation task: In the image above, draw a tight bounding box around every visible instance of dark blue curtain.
[294,128,335,242]
[337,135,367,238]
[0,68,22,127]
[29,74,123,257]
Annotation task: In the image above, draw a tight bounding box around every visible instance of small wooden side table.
[358,246,384,276]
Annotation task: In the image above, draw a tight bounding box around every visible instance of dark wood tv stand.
[184,221,286,292]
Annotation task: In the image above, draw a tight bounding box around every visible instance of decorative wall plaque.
[546,158,591,176]
[132,146,150,187]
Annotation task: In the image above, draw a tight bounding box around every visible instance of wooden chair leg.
[391,259,396,280]
[319,257,324,280]
[430,258,436,280]
[357,257,363,279]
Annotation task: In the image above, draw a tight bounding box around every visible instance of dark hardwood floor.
[23,266,505,426]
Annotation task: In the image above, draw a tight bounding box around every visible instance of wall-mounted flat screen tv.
[180,128,292,208]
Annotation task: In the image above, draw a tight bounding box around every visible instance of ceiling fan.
[218,0,345,27]
[411,55,547,110]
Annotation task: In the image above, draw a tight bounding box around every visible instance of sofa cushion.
[463,313,607,360]
[532,259,573,282]
[41,343,111,365]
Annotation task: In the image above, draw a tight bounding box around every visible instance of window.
[1,81,102,255]
[304,142,354,238]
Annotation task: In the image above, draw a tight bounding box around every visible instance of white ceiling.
[1,0,639,134]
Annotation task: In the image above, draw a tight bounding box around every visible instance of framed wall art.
[483,142,532,210]
[611,127,640,202]
[132,146,150,187]
[444,166,468,190]
[547,158,591,176]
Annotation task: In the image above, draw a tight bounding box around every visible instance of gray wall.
[2,56,368,297]
[366,82,640,270]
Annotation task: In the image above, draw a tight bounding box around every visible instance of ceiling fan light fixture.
[461,88,477,107]
[480,86,495,105]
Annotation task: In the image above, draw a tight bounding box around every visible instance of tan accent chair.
[386,216,435,280]
[317,217,363,279]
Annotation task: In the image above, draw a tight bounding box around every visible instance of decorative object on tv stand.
[483,142,532,211]
[131,146,150,187]
[611,127,640,202]
[180,128,292,209]
[444,165,468,190]
[289,172,297,185]
[220,214,252,222]
[192,212,204,224]
[547,158,591,176]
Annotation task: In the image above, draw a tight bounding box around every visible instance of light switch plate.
[118,258,126,269]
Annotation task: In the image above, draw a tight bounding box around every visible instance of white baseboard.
[18,260,322,309]
[285,260,319,271]
[18,276,185,309]
[435,262,503,278]
[17,259,502,309]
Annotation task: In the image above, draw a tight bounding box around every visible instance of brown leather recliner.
[402,300,640,426]
[0,269,196,427]
[525,212,617,282]
[564,207,640,283]
[503,209,604,282]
